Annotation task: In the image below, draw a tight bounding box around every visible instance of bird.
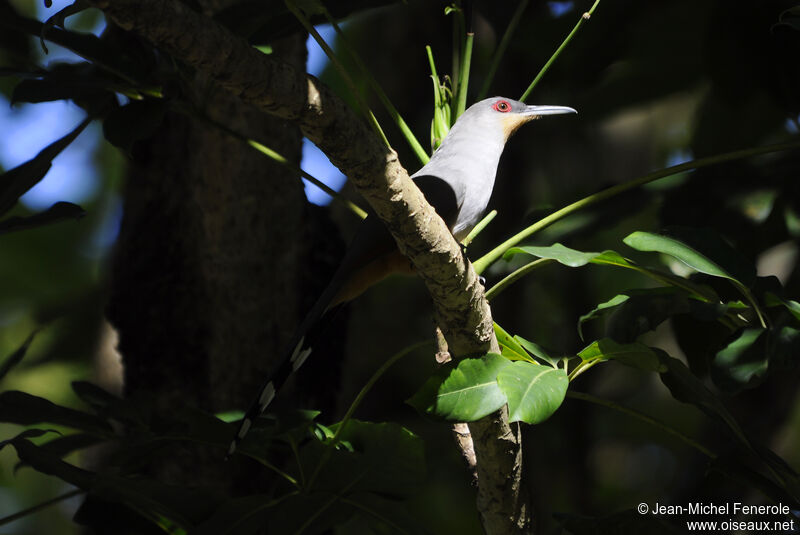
[227,96,576,456]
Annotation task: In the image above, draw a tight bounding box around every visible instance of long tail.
[227,216,397,458]
[226,282,342,458]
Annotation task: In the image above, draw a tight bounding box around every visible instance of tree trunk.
[105,30,314,489]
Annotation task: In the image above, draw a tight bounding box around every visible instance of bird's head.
[453,96,577,143]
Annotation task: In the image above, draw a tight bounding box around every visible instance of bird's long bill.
[502,104,577,138]
[521,105,578,117]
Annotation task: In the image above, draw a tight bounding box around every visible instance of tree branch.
[88,0,529,531]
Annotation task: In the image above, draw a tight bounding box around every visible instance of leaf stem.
[485,258,554,301]
[520,0,601,102]
[567,358,599,382]
[473,140,800,274]
[454,32,474,120]
[567,391,716,458]
[462,209,497,247]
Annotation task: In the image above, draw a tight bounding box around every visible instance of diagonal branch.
[88,0,528,531]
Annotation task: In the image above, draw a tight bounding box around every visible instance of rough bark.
[92,0,531,531]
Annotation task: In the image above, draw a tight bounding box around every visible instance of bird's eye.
[492,100,511,113]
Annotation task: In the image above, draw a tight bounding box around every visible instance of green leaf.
[504,243,717,301]
[0,201,85,235]
[623,227,756,287]
[494,322,534,362]
[0,118,90,217]
[496,362,567,424]
[578,339,664,372]
[514,335,559,368]
[505,243,610,267]
[407,353,510,421]
[0,391,112,435]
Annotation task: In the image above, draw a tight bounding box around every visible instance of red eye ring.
[492,100,511,113]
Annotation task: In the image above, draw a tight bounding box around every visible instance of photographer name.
[652,502,792,516]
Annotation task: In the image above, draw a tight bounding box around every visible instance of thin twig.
[520,0,602,102]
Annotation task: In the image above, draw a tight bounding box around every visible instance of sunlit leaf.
[505,243,716,301]
[496,362,567,424]
[623,227,756,287]
[407,353,510,421]
[514,334,560,368]
[494,322,534,362]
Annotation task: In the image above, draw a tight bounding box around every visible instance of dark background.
[1,0,799,533]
